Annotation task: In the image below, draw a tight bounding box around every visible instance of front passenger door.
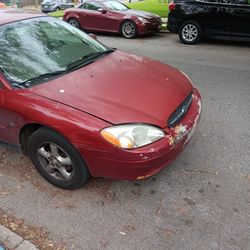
[79,1,112,32]
[0,81,8,143]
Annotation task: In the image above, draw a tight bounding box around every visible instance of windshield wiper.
[19,70,67,87]
[87,48,116,60]
[66,48,116,71]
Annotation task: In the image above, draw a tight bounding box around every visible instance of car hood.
[124,9,160,19]
[29,50,193,128]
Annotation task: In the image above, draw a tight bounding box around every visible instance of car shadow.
[202,37,250,48]
[92,31,169,41]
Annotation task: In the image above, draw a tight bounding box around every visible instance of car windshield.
[104,1,129,11]
[0,17,109,88]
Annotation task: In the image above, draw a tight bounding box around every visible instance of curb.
[0,225,38,250]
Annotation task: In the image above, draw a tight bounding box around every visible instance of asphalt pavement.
[0,32,250,250]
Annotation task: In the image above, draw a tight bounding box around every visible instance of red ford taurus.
[63,0,162,38]
[0,10,201,189]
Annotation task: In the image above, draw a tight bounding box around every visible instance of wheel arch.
[19,123,45,154]
[19,123,71,155]
[65,13,81,22]
[119,18,137,32]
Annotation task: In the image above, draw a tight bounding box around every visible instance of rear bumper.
[78,89,202,180]
[167,13,181,33]
[167,23,179,33]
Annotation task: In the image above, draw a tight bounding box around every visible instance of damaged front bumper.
[79,89,202,181]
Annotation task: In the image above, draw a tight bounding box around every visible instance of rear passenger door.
[195,0,228,35]
[241,1,250,36]
[221,0,250,37]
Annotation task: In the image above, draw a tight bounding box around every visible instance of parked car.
[167,0,250,44]
[63,0,162,38]
[0,9,201,189]
[41,0,74,13]
[0,0,10,6]
[0,2,6,8]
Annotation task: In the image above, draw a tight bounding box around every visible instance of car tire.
[120,20,138,39]
[179,20,202,45]
[67,18,81,29]
[28,127,90,189]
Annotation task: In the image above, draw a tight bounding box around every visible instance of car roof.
[0,9,46,25]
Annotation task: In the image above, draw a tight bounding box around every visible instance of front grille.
[148,18,160,24]
[168,92,193,127]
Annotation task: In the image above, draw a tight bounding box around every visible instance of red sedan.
[0,10,201,189]
[63,0,162,38]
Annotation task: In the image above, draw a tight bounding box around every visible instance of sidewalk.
[0,225,38,250]
[162,17,168,24]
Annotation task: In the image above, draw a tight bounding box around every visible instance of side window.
[79,3,87,9]
[85,1,103,10]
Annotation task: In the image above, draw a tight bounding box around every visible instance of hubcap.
[69,19,79,28]
[37,143,74,181]
[182,24,198,42]
[122,22,135,38]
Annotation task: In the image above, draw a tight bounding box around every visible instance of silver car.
[41,0,74,13]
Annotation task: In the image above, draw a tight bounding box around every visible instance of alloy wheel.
[182,24,198,42]
[68,19,80,29]
[122,21,136,38]
[37,142,74,181]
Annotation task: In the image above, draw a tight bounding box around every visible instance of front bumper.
[78,89,202,180]
[138,20,162,35]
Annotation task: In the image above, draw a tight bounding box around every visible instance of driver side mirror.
[89,33,97,40]
[98,8,107,14]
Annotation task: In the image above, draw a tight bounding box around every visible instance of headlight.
[101,124,165,149]
[138,17,148,24]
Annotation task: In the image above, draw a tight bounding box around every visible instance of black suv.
[167,0,250,44]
